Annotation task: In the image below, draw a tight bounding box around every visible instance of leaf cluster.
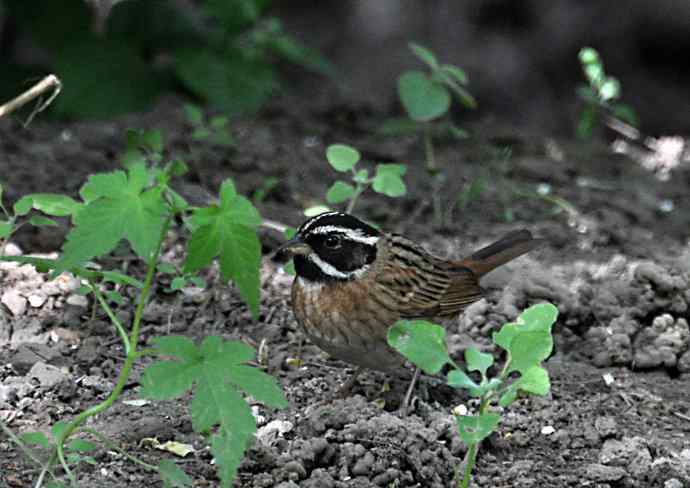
[388,303,558,486]
[0,0,331,118]
[576,47,637,139]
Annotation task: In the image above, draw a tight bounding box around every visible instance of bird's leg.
[401,367,421,415]
[334,366,364,398]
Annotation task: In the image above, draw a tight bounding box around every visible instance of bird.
[276,211,542,399]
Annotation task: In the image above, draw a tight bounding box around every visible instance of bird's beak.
[274,235,311,261]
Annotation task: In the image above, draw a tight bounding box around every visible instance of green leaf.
[398,70,450,122]
[304,205,330,217]
[183,179,262,317]
[66,439,97,453]
[599,77,620,101]
[20,194,81,216]
[142,129,164,154]
[456,413,500,445]
[159,459,192,488]
[152,336,201,362]
[499,384,519,407]
[28,216,58,227]
[183,104,204,126]
[210,116,228,130]
[387,320,450,374]
[267,33,336,78]
[326,181,355,204]
[440,64,468,85]
[372,164,407,197]
[612,103,638,126]
[0,221,12,239]
[158,262,177,275]
[100,271,144,288]
[51,421,68,441]
[408,42,438,69]
[140,361,201,400]
[513,365,550,396]
[189,276,206,288]
[326,144,360,172]
[62,165,166,267]
[175,48,276,116]
[105,290,124,305]
[54,40,162,118]
[13,196,33,216]
[170,277,186,291]
[19,431,51,449]
[465,347,494,377]
[579,47,599,65]
[352,169,369,184]
[447,369,480,396]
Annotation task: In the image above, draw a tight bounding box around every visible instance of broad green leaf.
[599,77,620,101]
[326,144,360,172]
[62,164,166,267]
[388,320,450,374]
[140,361,201,400]
[0,221,12,238]
[19,431,51,449]
[151,335,200,362]
[170,277,186,291]
[28,216,58,227]
[13,197,33,216]
[211,421,255,488]
[21,194,81,216]
[159,459,192,488]
[456,413,500,445]
[447,369,480,396]
[184,180,261,317]
[398,71,450,122]
[579,47,599,65]
[225,364,287,408]
[584,64,604,86]
[51,421,68,441]
[326,181,355,204]
[513,365,550,396]
[408,42,438,69]
[499,384,519,407]
[66,439,97,453]
[183,104,204,126]
[465,347,494,377]
[372,164,407,197]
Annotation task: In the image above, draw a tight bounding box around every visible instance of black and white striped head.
[277,212,381,282]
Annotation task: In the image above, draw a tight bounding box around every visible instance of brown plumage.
[279,212,542,373]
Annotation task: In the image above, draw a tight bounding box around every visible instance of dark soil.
[1,89,690,488]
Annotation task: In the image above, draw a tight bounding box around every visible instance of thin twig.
[0,75,62,124]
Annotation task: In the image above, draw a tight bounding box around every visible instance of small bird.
[277,212,542,393]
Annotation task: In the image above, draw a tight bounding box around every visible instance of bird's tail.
[456,230,543,277]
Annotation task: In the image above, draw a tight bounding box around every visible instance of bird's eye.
[324,235,341,249]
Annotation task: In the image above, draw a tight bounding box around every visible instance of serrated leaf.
[456,413,500,445]
[398,71,450,122]
[183,180,261,317]
[28,216,58,227]
[151,336,201,362]
[159,459,192,488]
[19,431,51,449]
[326,144,360,172]
[372,164,407,197]
[62,164,166,267]
[465,347,493,377]
[408,42,438,69]
[140,361,201,400]
[387,320,450,374]
[326,181,355,204]
[226,364,287,408]
[20,194,81,216]
[66,439,97,453]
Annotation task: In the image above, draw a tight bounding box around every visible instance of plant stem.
[423,125,435,173]
[51,217,172,480]
[79,428,158,471]
[346,182,368,214]
[460,396,492,488]
[88,279,130,355]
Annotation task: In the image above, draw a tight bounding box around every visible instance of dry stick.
[0,75,62,124]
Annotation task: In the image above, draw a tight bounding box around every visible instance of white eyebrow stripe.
[308,226,380,245]
[307,253,370,280]
[299,212,345,233]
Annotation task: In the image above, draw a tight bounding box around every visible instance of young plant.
[381,42,476,226]
[1,129,287,487]
[576,47,637,140]
[184,104,235,148]
[387,303,558,488]
[306,143,407,215]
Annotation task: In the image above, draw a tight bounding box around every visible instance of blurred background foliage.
[0,0,333,118]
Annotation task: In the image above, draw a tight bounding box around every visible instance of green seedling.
[1,129,286,488]
[388,303,558,488]
[305,143,407,215]
[381,42,475,226]
[576,47,637,139]
[184,104,235,147]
